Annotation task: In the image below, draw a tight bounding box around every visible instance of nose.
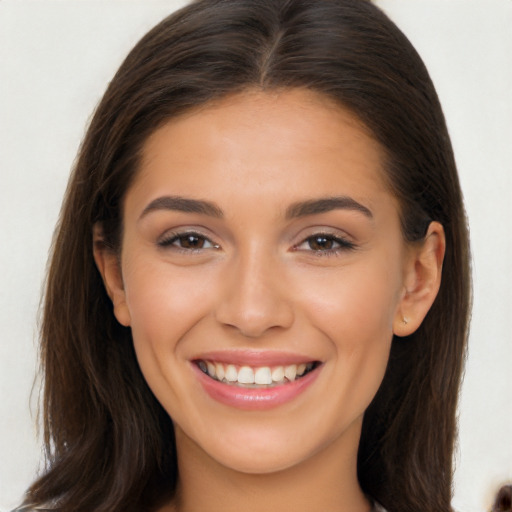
[214,249,295,338]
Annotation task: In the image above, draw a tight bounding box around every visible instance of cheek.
[122,254,218,353]
[292,260,401,407]
[296,261,401,340]
[120,255,221,418]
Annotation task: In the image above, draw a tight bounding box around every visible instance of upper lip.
[191,349,319,367]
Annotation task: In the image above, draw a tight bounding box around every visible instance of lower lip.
[192,363,321,410]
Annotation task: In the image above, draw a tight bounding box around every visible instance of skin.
[95,88,445,512]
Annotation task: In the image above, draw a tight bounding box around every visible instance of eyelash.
[158,230,355,256]
[294,233,356,256]
[157,231,219,252]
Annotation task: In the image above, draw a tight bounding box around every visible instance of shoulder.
[373,502,389,512]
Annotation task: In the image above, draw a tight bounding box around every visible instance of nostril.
[215,295,294,338]
[219,315,293,339]
[213,256,295,336]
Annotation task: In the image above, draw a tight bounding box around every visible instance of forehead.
[130,88,393,217]
[142,88,382,165]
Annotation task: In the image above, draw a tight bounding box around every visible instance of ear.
[92,223,131,327]
[393,221,445,337]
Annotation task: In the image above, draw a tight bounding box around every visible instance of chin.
[181,421,314,475]
[211,445,308,475]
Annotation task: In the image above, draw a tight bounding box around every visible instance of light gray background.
[1,1,511,510]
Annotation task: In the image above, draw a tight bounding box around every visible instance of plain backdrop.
[1,1,511,511]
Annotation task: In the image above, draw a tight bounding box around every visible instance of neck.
[166,418,371,512]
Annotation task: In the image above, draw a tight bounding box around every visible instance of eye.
[295,233,355,254]
[158,231,219,251]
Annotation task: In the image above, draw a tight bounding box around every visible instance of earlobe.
[92,223,131,327]
[394,221,445,337]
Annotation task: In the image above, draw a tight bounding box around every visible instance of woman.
[17,0,471,511]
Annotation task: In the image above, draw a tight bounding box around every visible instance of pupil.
[181,235,204,248]
[310,236,333,250]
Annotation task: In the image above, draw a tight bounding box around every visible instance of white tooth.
[238,366,255,384]
[198,361,207,373]
[215,363,225,381]
[254,367,272,385]
[297,363,306,376]
[206,361,216,378]
[271,366,285,382]
[284,364,297,381]
[225,364,238,382]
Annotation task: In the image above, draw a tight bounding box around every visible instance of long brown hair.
[24,1,471,511]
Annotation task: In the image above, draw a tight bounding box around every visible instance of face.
[106,89,417,474]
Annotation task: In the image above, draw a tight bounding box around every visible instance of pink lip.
[191,361,321,411]
[192,349,316,367]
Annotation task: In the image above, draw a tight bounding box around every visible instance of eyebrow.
[139,194,372,221]
[139,196,224,220]
[285,196,373,219]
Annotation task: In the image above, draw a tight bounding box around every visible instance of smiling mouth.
[195,360,320,388]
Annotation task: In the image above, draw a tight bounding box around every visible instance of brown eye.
[308,235,335,251]
[294,233,356,255]
[158,231,219,250]
[178,234,206,249]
